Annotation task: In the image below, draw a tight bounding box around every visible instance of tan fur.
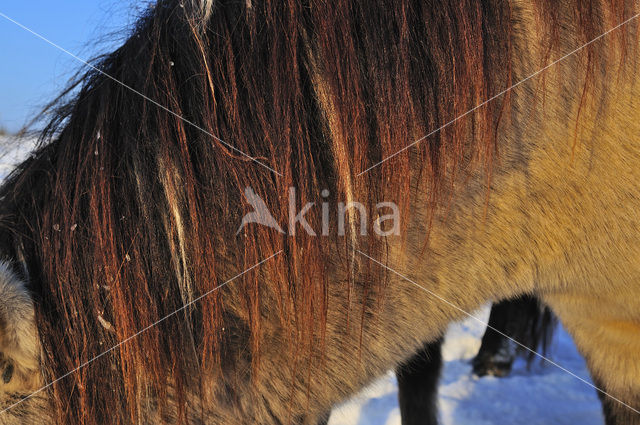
[1,1,640,424]
[245,2,640,422]
[175,4,640,421]
[0,263,48,425]
[0,263,40,395]
[376,1,640,419]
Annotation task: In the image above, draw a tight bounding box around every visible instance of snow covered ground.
[328,306,604,425]
[0,135,605,425]
[0,135,37,180]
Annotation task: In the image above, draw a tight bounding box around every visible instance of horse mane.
[0,0,626,423]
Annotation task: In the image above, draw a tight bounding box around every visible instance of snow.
[328,306,605,425]
[0,136,605,424]
[0,135,37,180]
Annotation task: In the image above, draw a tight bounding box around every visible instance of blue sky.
[0,1,142,133]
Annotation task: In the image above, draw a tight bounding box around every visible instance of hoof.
[472,338,516,378]
[472,356,513,377]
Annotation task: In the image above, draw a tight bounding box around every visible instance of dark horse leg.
[593,376,640,425]
[471,299,522,377]
[472,295,554,377]
[319,297,553,425]
[318,338,442,425]
[317,338,443,425]
[395,337,444,425]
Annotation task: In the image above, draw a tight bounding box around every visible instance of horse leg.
[316,337,444,425]
[471,300,520,377]
[396,337,444,425]
[592,375,640,425]
[472,295,551,377]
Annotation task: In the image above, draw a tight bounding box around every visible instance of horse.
[0,0,638,424]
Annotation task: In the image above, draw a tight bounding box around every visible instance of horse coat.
[0,1,638,424]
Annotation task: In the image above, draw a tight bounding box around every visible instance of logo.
[237,187,399,237]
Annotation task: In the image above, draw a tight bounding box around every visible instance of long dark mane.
[0,1,625,423]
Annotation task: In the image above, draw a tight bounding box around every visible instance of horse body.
[0,1,638,424]
[400,11,640,418]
